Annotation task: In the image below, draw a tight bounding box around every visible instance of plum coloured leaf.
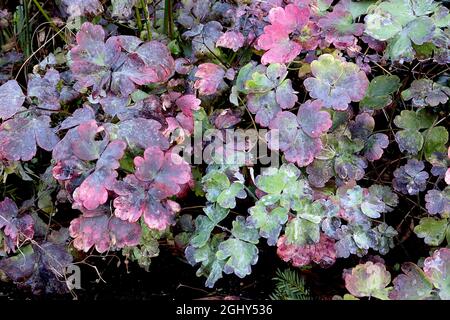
[425,188,450,216]
[393,159,429,195]
[0,80,25,120]
[401,78,450,107]
[27,69,61,111]
[389,262,433,300]
[303,54,369,110]
[266,100,332,167]
[61,0,103,18]
[0,198,34,253]
[0,115,59,161]
[344,261,392,300]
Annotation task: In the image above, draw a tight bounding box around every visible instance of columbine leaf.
[27,68,61,111]
[422,126,448,161]
[257,4,309,64]
[61,0,103,18]
[190,204,229,248]
[0,198,34,253]
[402,78,450,107]
[230,216,259,244]
[248,203,288,246]
[194,63,226,96]
[216,31,245,52]
[216,238,258,278]
[202,169,246,209]
[69,211,141,253]
[393,109,435,154]
[423,248,450,300]
[0,80,25,120]
[344,261,392,300]
[0,115,59,161]
[285,216,320,246]
[389,262,433,300]
[360,75,401,110]
[393,159,429,195]
[425,188,450,216]
[276,234,336,268]
[303,54,369,110]
[414,217,449,246]
[267,100,332,167]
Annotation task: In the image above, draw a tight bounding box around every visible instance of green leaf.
[230,216,260,244]
[216,238,259,278]
[248,203,289,246]
[360,75,401,110]
[423,126,449,161]
[285,217,320,246]
[414,217,449,246]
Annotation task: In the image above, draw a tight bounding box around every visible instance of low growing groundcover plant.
[0,0,449,300]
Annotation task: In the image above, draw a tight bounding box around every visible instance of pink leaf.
[194,63,226,96]
[216,31,245,52]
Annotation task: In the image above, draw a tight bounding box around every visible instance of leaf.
[202,169,246,209]
[216,238,258,278]
[423,248,450,300]
[0,198,34,253]
[393,109,435,154]
[0,115,59,161]
[72,140,126,210]
[414,217,449,246]
[0,80,25,120]
[190,204,229,248]
[423,126,448,161]
[267,100,332,167]
[248,203,288,246]
[303,54,369,110]
[216,31,245,52]
[285,216,320,246]
[194,63,226,96]
[69,211,141,253]
[230,216,259,244]
[425,188,450,216]
[360,75,401,110]
[401,78,450,107]
[111,0,136,19]
[257,4,309,64]
[61,0,103,18]
[389,262,433,300]
[27,68,61,111]
[344,261,392,300]
[277,234,336,268]
[393,159,429,195]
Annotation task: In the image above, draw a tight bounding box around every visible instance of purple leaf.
[267,100,332,167]
[304,54,369,110]
[61,0,103,18]
[0,115,59,161]
[0,80,25,120]
[425,189,450,216]
[0,198,34,253]
[393,159,429,195]
[27,68,61,111]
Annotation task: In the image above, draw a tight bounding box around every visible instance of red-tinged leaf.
[0,115,59,161]
[0,198,34,253]
[216,31,245,52]
[134,147,192,197]
[53,120,107,162]
[257,4,310,64]
[194,63,226,96]
[72,140,126,210]
[0,80,25,120]
[69,212,141,253]
[27,68,61,111]
[176,94,201,117]
[112,175,181,230]
[277,234,336,267]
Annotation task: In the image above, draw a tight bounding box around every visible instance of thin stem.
[31,0,66,43]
